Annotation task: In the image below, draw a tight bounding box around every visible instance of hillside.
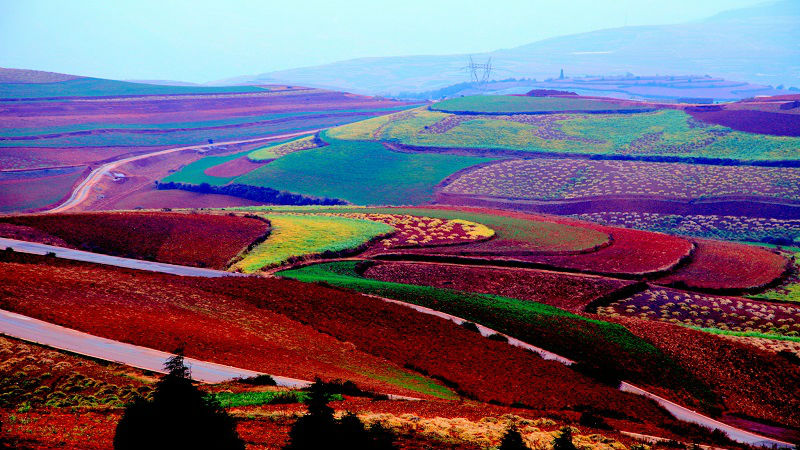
[219,1,800,95]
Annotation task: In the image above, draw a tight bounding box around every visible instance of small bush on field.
[579,411,612,430]
[488,333,509,343]
[552,427,578,450]
[460,321,480,332]
[498,424,529,450]
[236,374,277,386]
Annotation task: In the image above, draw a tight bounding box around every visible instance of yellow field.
[230,214,394,272]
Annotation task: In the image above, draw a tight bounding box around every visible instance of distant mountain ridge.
[215,1,800,95]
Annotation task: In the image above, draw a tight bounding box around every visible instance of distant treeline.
[155,181,346,205]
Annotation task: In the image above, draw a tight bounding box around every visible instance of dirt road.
[47,130,319,213]
[0,308,308,386]
[0,238,240,277]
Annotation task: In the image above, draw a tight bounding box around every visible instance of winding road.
[0,239,793,447]
[0,238,240,277]
[47,130,320,213]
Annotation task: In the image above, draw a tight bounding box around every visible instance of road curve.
[0,238,240,278]
[0,308,308,386]
[47,130,320,213]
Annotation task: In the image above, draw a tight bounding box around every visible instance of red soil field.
[0,253,433,398]
[107,188,263,210]
[204,154,268,177]
[0,252,679,431]
[612,317,800,430]
[0,165,88,213]
[0,211,268,269]
[363,261,634,311]
[656,240,788,291]
[0,146,171,170]
[687,108,800,136]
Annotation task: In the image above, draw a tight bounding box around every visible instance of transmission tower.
[464,56,493,87]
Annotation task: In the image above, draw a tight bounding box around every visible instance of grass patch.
[212,390,343,408]
[430,95,651,114]
[232,133,494,205]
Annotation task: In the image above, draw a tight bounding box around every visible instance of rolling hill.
[218,1,800,95]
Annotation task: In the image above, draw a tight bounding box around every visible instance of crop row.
[600,288,800,337]
[442,158,800,201]
[573,212,800,246]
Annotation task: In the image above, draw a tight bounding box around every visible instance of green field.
[232,133,495,205]
[430,95,652,114]
[230,214,393,272]
[212,390,343,408]
[162,150,251,186]
[328,107,800,161]
[278,261,715,405]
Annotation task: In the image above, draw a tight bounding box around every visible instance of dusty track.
[47,130,319,213]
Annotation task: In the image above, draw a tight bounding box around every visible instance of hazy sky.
[0,0,765,83]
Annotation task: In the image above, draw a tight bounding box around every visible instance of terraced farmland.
[327,104,800,161]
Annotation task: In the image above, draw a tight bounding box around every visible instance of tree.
[552,427,578,450]
[284,379,396,450]
[499,424,529,450]
[113,353,245,450]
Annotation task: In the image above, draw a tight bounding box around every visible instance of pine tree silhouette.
[553,427,578,450]
[113,352,244,450]
[284,378,396,450]
[499,424,529,450]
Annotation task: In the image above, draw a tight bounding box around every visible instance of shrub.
[236,374,277,386]
[552,427,578,450]
[579,411,612,430]
[460,321,480,333]
[488,333,509,343]
[498,424,529,450]
[284,379,396,449]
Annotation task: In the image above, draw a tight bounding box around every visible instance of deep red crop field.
[612,317,800,430]
[0,252,437,397]
[687,108,800,136]
[363,261,634,311]
[0,251,689,435]
[656,240,788,291]
[0,211,268,269]
[204,154,268,177]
